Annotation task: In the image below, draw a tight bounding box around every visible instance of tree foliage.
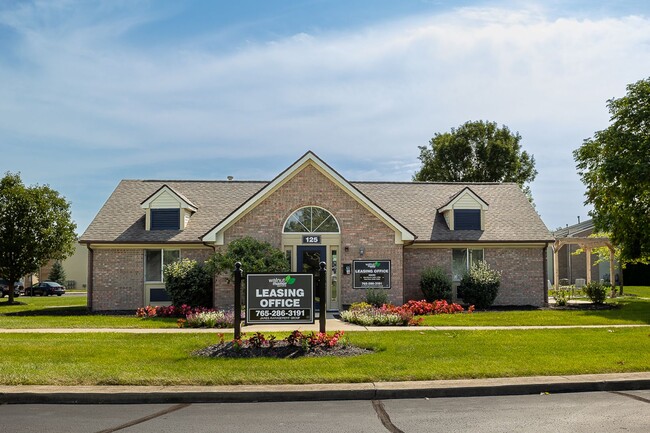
[48,261,66,285]
[414,120,537,199]
[0,172,76,303]
[206,236,289,282]
[574,77,650,261]
[163,258,213,307]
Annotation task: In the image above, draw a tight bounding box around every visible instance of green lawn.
[625,286,650,298]
[419,297,650,326]
[0,296,178,329]
[1,328,648,385]
[2,291,650,328]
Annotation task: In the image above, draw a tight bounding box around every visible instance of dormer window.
[151,209,180,230]
[438,187,489,231]
[454,209,481,230]
[140,185,198,231]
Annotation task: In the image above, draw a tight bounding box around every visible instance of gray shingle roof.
[80,179,552,244]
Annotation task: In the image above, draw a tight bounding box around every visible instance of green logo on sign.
[285,275,296,285]
[374,261,381,268]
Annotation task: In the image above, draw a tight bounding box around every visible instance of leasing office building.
[80,152,553,311]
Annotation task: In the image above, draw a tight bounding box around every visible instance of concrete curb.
[1,373,648,404]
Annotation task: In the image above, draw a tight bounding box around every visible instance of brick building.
[80,152,553,311]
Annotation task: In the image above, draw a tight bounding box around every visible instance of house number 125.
[302,235,321,244]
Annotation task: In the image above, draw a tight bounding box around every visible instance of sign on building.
[246,274,314,324]
[353,260,391,289]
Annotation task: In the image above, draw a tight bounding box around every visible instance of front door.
[297,246,326,310]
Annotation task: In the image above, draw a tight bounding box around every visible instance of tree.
[414,120,537,199]
[206,236,289,282]
[574,77,650,262]
[48,261,66,285]
[0,172,77,303]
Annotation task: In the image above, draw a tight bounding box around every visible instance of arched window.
[283,206,340,233]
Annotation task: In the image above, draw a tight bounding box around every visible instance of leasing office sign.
[353,260,391,289]
[246,274,314,324]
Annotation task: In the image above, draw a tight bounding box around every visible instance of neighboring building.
[549,219,614,285]
[36,243,89,289]
[80,152,553,311]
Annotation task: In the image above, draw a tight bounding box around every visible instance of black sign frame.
[352,260,391,289]
[246,273,314,324]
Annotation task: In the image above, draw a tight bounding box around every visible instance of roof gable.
[200,151,415,244]
[438,187,489,212]
[140,184,198,212]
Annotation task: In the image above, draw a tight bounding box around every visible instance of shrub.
[583,281,607,304]
[554,288,570,306]
[458,261,501,309]
[365,289,389,307]
[164,259,213,307]
[419,267,452,302]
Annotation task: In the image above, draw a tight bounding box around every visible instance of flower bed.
[341,300,471,326]
[136,305,235,328]
[193,331,371,358]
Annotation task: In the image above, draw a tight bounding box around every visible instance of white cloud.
[1,2,649,231]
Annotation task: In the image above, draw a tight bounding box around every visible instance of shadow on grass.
[4,306,91,316]
[571,299,650,324]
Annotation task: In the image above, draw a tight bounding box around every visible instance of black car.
[27,281,66,296]
[0,279,22,298]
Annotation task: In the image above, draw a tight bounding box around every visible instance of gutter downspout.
[86,244,94,312]
[542,244,549,306]
[202,241,217,307]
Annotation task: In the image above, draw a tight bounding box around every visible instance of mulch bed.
[193,341,373,359]
[549,303,618,311]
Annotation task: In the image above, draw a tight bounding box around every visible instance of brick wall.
[485,248,545,306]
[92,249,144,311]
[91,247,213,311]
[216,164,404,307]
[403,246,545,307]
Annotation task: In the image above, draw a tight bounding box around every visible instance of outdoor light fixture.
[359,246,365,256]
[344,245,349,252]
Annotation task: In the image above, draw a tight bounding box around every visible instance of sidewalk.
[1,373,649,404]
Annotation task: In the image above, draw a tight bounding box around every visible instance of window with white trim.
[452,249,484,281]
[283,207,340,233]
[145,249,180,282]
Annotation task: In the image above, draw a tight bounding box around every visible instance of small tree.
[583,281,607,305]
[206,237,289,303]
[458,261,501,309]
[419,266,452,302]
[163,258,213,307]
[0,172,76,304]
[48,261,66,285]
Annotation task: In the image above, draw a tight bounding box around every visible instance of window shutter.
[454,209,481,230]
[151,209,180,230]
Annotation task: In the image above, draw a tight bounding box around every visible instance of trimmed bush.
[419,266,452,302]
[365,289,389,307]
[164,258,213,307]
[583,281,607,304]
[458,261,501,309]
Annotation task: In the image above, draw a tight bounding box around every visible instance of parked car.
[0,279,22,298]
[27,281,66,297]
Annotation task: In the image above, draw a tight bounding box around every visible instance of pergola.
[552,237,615,289]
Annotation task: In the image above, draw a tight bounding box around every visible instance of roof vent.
[227,176,234,181]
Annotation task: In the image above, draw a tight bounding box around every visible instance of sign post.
[319,261,326,333]
[234,262,242,339]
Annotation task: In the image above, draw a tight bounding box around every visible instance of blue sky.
[2,0,650,235]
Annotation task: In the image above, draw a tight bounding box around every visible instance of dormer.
[438,187,489,231]
[140,185,198,231]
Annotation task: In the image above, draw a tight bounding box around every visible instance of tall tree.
[48,261,67,285]
[0,172,77,303]
[414,120,537,199]
[574,77,650,262]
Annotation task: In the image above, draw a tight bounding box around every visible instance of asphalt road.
[0,390,648,433]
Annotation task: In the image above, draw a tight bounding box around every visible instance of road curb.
[1,374,648,404]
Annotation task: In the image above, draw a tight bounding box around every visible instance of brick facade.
[216,165,404,307]
[91,247,212,311]
[403,246,546,307]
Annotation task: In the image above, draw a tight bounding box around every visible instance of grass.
[1,290,650,328]
[0,296,178,329]
[419,297,650,327]
[625,286,650,298]
[0,328,648,385]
